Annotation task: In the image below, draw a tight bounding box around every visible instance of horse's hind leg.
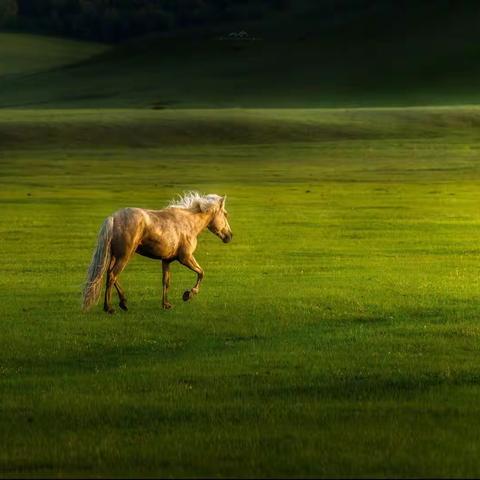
[114,280,128,311]
[104,255,131,314]
[104,256,116,314]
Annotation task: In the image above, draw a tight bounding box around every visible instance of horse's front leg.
[179,254,204,302]
[162,260,173,309]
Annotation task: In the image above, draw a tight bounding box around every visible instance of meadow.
[1,106,480,477]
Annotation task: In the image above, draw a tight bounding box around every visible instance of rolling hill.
[0,1,479,108]
[0,32,106,77]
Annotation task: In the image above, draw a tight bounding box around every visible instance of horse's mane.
[168,191,222,213]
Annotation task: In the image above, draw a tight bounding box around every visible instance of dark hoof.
[119,301,128,311]
[183,290,193,302]
[106,308,115,315]
[163,302,173,310]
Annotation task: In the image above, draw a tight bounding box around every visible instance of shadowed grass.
[0,33,106,77]
[2,3,480,110]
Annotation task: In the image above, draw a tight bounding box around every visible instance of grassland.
[0,32,106,77]
[1,107,480,477]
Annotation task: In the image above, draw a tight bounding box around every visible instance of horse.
[82,192,233,313]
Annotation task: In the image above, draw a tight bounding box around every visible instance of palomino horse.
[82,192,233,313]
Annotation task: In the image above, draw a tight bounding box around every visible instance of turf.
[0,32,106,77]
[1,107,480,477]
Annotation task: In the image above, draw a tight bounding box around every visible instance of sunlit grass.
[1,107,480,477]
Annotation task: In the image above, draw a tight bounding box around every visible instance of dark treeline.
[0,0,290,42]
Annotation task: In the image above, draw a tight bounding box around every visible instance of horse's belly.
[135,241,175,260]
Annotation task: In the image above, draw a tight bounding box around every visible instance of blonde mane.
[168,191,222,213]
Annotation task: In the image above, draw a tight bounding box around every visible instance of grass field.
[0,32,106,77]
[1,107,480,477]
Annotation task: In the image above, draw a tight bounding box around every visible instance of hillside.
[0,1,479,108]
[0,32,106,76]
[1,107,480,152]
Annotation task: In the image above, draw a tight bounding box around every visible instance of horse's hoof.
[119,301,128,311]
[183,290,193,301]
[163,302,173,310]
[106,308,115,315]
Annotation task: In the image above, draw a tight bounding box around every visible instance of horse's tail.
[82,216,114,311]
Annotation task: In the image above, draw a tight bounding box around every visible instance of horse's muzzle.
[222,232,233,243]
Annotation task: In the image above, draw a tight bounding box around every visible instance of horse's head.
[208,196,233,243]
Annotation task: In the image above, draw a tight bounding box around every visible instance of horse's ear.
[220,195,227,208]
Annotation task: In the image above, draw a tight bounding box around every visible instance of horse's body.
[82,192,232,313]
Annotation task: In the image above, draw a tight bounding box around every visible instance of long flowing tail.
[82,216,114,311]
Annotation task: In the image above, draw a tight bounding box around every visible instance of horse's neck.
[187,210,212,237]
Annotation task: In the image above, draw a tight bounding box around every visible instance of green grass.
[0,32,107,77]
[1,107,480,477]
